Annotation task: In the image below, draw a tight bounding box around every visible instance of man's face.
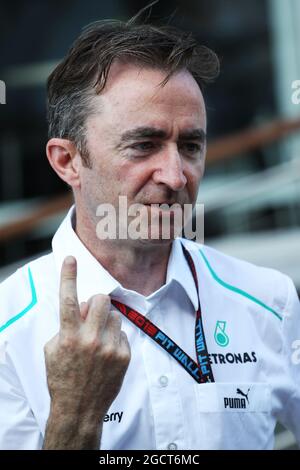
[78,62,207,245]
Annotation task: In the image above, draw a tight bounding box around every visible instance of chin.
[136,238,175,250]
[134,227,179,246]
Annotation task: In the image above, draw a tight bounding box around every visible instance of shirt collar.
[166,238,199,311]
[52,206,199,310]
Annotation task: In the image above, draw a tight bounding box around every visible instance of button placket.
[168,442,178,450]
[159,375,169,387]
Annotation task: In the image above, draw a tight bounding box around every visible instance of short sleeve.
[0,340,43,449]
[277,277,300,446]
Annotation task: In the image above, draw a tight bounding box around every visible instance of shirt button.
[168,443,177,450]
[159,375,169,387]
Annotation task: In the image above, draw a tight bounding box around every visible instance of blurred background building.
[0,0,299,449]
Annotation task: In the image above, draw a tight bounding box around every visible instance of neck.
[75,210,172,296]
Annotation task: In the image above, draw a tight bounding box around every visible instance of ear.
[46,138,82,189]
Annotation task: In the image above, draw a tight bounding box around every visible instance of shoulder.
[181,238,294,321]
[0,253,58,340]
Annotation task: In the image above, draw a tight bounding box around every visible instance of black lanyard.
[111,244,214,384]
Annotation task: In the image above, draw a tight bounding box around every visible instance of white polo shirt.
[0,207,299,450]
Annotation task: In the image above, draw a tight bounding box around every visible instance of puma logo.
[236,387,250,404]
[224,387,251,409]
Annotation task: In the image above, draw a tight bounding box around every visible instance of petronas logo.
[214,321,229,347]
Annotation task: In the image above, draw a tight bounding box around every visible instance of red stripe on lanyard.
[111,243,214,384]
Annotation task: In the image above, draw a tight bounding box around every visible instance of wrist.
[44,403,103,450]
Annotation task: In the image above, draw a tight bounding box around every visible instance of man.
[0,14,300,451]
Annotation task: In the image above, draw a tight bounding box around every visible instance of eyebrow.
[118,126,206,146]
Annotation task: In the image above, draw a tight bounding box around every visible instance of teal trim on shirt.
[199,249,282,321]
[0,267,37,333]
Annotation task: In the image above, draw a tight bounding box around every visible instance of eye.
[179,142,202,155]
[131,141,156,152]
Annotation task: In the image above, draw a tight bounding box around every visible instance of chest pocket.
[193,382,274,449]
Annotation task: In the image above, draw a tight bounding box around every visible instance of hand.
[43,256,131,449]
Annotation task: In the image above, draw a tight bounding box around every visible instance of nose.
[152,146,187,191]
